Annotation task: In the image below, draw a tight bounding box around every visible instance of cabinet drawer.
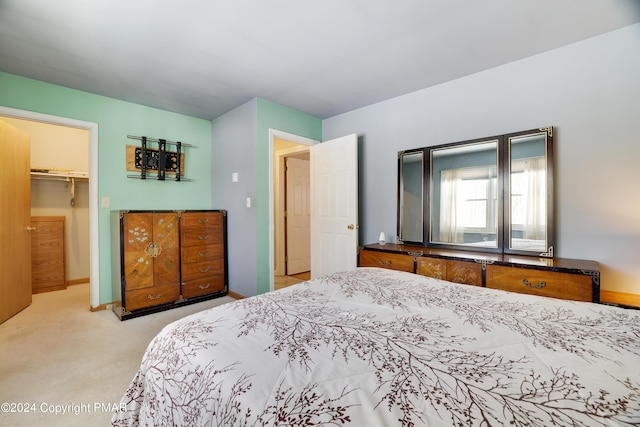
[182,243,224,263]
[359,249,414,272]
[180,212,223,229]
[182,259,225,281]
[182,275,225,298]
[181,212,224,247]
[125,283,180,311]
[181,228,224,246]
[416,257,446,280]
[446,260,482,286]
[486,265,592,302]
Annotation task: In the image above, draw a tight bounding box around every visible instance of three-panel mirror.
[397,127,554,256]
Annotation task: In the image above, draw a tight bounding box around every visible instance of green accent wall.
[1,72,212,305]
[255,99,321,294]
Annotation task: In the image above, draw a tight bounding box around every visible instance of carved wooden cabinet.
[111,210,228,320]
[359,243,600,302]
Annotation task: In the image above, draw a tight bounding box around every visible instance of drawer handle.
[198,283,211,290]
[198,250,210,257]
[148,293,162,300]
[522,279,546,289]
[198,234,210,240]
[198,218,209,224]
[199,266,211,273]
[378,259,392,267]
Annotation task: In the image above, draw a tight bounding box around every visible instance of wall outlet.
[101,197,110,208]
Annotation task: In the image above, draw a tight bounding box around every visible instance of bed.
[111,267,640,426]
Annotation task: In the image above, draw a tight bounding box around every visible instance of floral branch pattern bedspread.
[111,267,640,426]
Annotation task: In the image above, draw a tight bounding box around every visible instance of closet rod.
[127,135,194,147]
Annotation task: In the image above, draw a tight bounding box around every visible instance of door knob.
[347,224,355,230]
[25,226,37,232]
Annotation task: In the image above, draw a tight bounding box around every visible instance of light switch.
[101,197,110,208]
[232,172,238,182]
[246,197,251,208]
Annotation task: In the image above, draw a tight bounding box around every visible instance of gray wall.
[211,99,258,298]
[323,24,640,294]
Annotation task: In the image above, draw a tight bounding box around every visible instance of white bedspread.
[111,267,640,426]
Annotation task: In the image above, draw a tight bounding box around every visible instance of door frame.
[269,129,318,291]
[274,144,310,277]
[0,106,99,308]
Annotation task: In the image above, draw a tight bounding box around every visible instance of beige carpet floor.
[0,283,236,427]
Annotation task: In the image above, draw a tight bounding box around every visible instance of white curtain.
[439,168,465,243]
[521,157,546,240]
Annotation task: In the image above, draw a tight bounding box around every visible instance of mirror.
[429,139,501,250]
[397,127,554,256]
[506,129,554,255]
[398,150,425,243]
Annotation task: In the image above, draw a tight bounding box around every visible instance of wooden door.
[286,157,311,275]
[310,134,358,278]
[0,119,32,323]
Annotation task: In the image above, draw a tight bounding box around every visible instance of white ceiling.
[1,0,638,121]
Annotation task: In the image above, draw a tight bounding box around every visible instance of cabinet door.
[152,213,180,286]
[123,212,179,291]
[446,260,482,286]
[416,257,446,280]
[486,265,592,301]
[122,213,154,291]
[358,249,414,272]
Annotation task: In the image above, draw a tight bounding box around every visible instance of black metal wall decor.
[126,135,192,181]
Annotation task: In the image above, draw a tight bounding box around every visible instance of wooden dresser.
[359,243,600,303]
[111,210,228,320]
[30,216,66,294]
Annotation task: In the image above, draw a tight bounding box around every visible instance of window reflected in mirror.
[430,140,499,248]
[508,132,548,253]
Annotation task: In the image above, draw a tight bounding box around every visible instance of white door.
[286,157,310,275]
[310,134,358,278]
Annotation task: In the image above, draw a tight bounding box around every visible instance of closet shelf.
[30,170,89,181]
[30,169,88,207]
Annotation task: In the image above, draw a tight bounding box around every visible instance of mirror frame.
[426,136,505,254]
[397,127,554,256]
[503,127,554,256]
[397,148,427,244]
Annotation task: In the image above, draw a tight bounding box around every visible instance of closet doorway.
[271,130,317,291]
[0,107,98,310]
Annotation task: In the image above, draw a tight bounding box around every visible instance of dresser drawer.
[181,212,224,247]
[416,257,446,280]
[182,275,225,298]
[182,259,225,281]
[180,211,224,228]
[486,265,592,302]
[446,260,482,286]
[359,249,414,272]
[125,283,180,311]
[181,243,224,263]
